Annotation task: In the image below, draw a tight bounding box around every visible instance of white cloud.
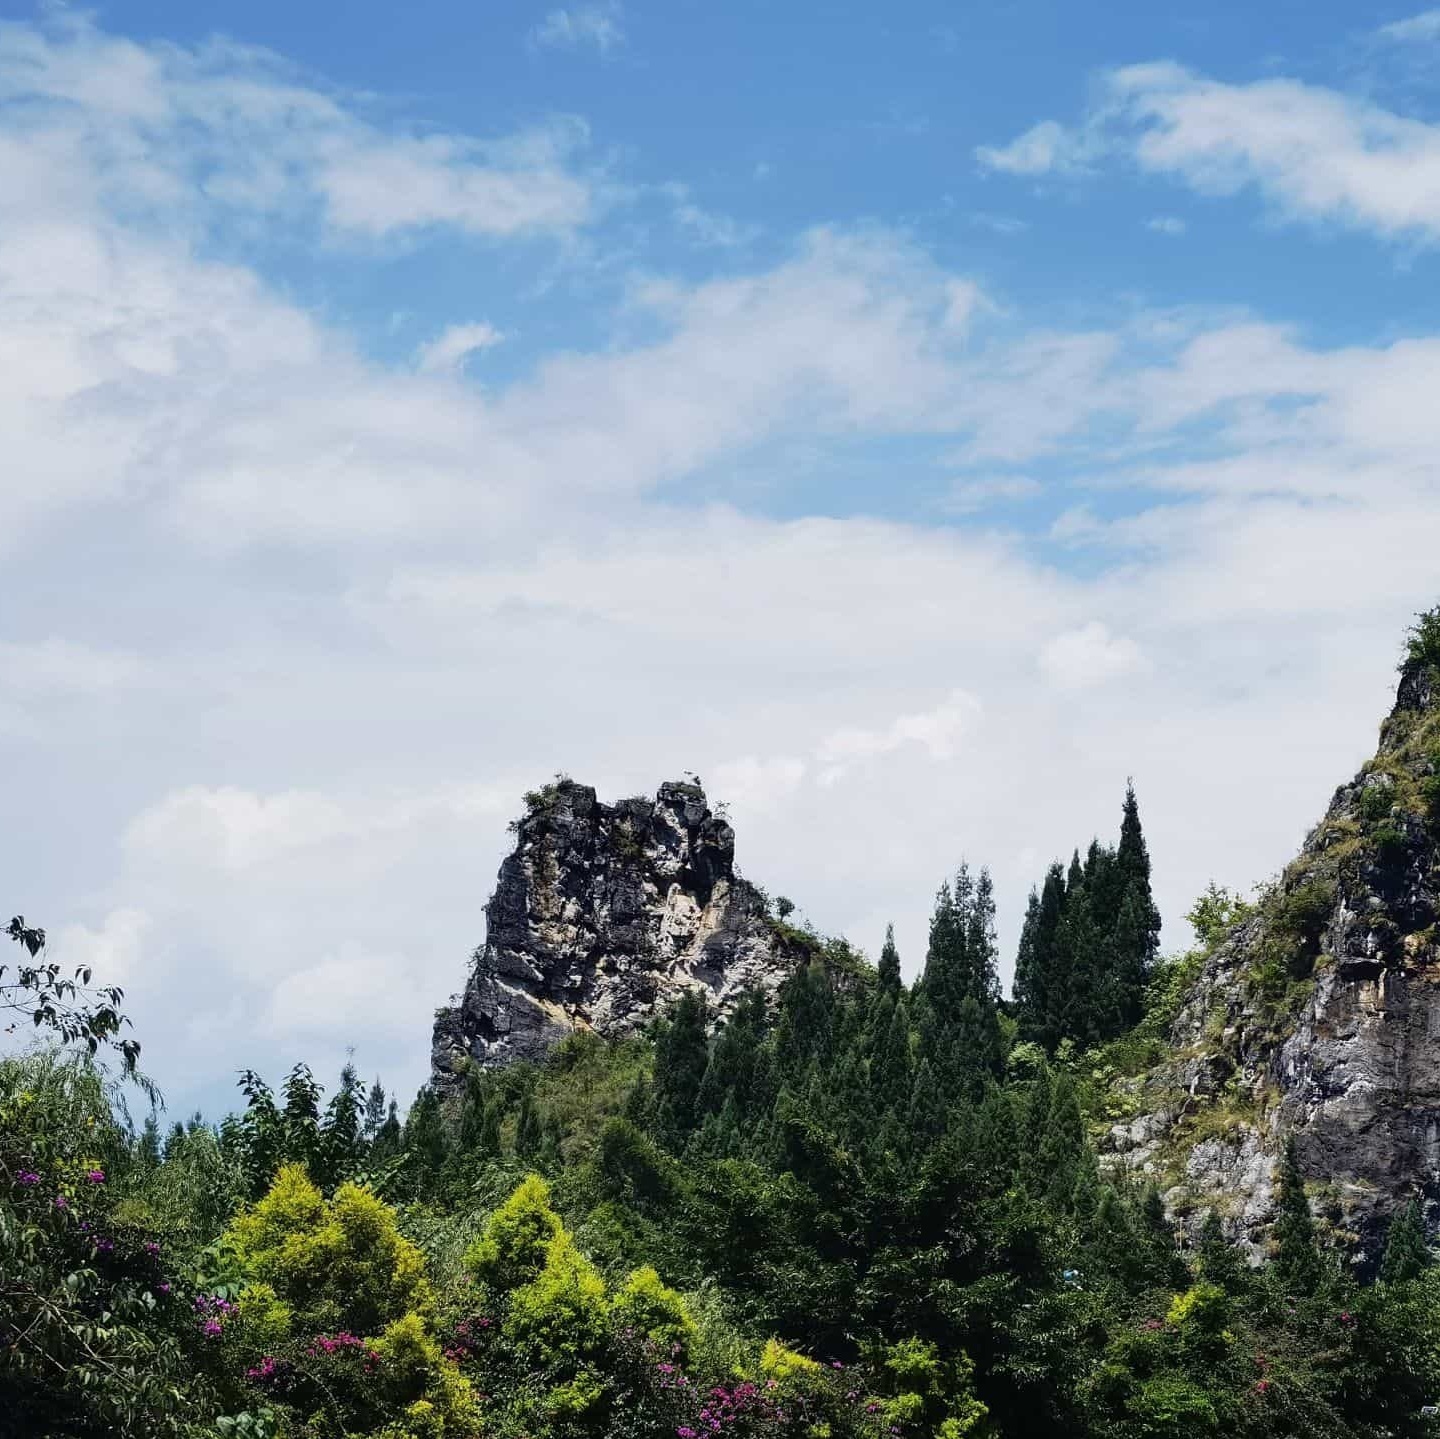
[816,691,981,783]
[50,910,151,988]
[1146,214,1187,234]
[976,119,1095,175]
[530,4,625,55]
[1375,9,1440,43]
[1039,622,1145,690]
[979,58,1440,245]
[946,475,1042,513]
[415,321,505,374]
[0,15,597,243]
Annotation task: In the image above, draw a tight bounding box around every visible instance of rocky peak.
[1109,639,1440,1264]
[431,778,801,1080]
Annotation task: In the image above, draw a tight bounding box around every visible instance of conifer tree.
[1272,1137,1324,1293]
[514,1091,543,1160]
[362,1077,387,1142]
[1197,1210,1247,1292]
[653,990,709,1145]
[907,1059,945,1148]
[135,1113,162,1168]
[873,995,914,1108]
[402,1088,450,1177]
[371,1099,402,1162]
[878,923,902,993]
[1380,1200,1431,1284]
[318,1061,363,1187]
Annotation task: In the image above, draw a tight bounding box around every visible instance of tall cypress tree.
[653,990,710,1145]
[1380,1200,1431,1284]
[1272,1137,1324,1293]
[878,924,903,994]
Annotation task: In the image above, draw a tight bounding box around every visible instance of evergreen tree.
[1380,1200,1431,1284]
[370,1099,402,1163]
[906,1059,945,1148]
[1272,1137,1324,1293]
[1197,1210,1247,1292]
[878,923,902,994]
[514,1091,543,1160]
[318,1061,363,1188]
[653,990,710,1145]
[402,1088,450,1177]
[1037,1072,1085,1210]
[362,1077,387,1142]
[873,995,914,1108]
[135,1113,162,1169]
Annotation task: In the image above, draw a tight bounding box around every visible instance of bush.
[224,1164,433,1336]
[0,1052,214,1436]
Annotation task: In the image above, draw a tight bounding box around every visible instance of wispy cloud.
[1146,214,1187,234]
[0,13,598,243]
[530,3,625,55]
[977,119,1097,176]
[978,59,1440,246]
[415,321,505,374]
[1375,9,1440,44]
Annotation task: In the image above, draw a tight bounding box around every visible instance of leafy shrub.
[0,1052,213,1436]
[224,1164,433,1336]
[464,1171,561,1292]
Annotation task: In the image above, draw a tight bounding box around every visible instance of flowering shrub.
[0,1052,213,1436]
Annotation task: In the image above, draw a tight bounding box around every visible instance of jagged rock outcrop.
[431,778,802,1080]
[1109,645,1440,1266]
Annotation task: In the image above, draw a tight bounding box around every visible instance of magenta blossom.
[15,1171,40,1186]
[84,1169,105,1184]
[53,1195,68,1209]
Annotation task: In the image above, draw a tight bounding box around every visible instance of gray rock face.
[1110,654,1440,1265]
[431,779,800,1080]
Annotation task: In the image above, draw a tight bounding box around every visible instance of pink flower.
[53,1195,68,1209]
[202,1320,222,1339]
[84,1169,105,1184]
[15,1171,39,1186]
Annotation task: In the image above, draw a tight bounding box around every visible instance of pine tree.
[362,1078,387,1143]
[371,1099,402,1162]
[653,990,710,1145]
[135,1114,162,1169]
[318,1061,363,1188]
[1272,1137,1324,1293]
[1197,1210,1247,1292]
[907,1059,945,1148]
[402,1088,450,1177]
[514,1092,543,1160]
[1110,781,1161,1029]
[1037,1072,1085,1210]
[878,924,902,994]
[1380,1200,1431,1284]
[873,995,913,1108]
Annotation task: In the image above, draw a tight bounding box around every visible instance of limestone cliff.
[431,778,803,1080]
[1109,643,1440,1265]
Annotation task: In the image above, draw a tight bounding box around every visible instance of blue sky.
[3,1,1440,1118]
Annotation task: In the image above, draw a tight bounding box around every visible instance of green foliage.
[1184,883,1253,949]
[0,1052,213,1436]
[2,914,141,1071]
[224,1164,433,1336]
[1404,605,1440,673]
[1013,785,1162,1052]
[465,1171,562,1291]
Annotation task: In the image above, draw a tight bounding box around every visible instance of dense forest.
[7,646,1440,1439]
